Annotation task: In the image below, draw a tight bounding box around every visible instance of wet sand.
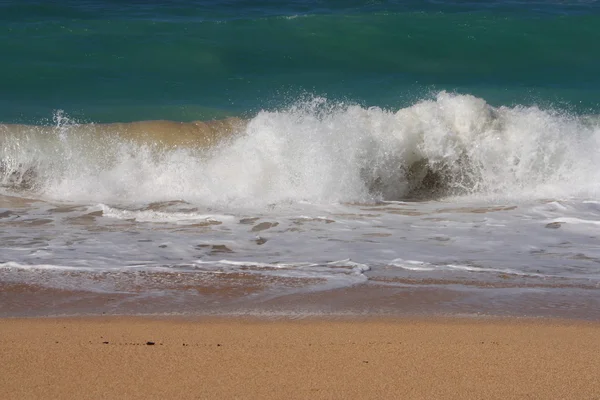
[2,317,599,399]
[2,279,600,320]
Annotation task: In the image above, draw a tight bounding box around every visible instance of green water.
[2,1,600,123]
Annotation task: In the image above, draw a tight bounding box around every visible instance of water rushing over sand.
[1,93,600,317]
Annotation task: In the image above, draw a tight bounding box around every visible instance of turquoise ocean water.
[2,0,600,123]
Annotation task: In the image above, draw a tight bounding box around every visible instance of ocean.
[1,0,600,318]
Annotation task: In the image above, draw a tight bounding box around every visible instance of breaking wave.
[2,92,600,206]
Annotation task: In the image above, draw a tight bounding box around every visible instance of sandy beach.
[1,317,599,399]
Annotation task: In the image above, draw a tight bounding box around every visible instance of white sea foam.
[0,261,82,271]
[546,217,600,226]
[194,259,369,277]
[99,204,234,224]
[2,92,600,206]
[389,259,436,271]
[390,259,550,277]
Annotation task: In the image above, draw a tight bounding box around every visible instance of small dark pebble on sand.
[103,341,109,344]
[146,341,155,345]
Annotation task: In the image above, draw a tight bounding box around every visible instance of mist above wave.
[1,92,599,206]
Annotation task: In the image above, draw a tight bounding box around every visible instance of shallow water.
[1,189,600,317]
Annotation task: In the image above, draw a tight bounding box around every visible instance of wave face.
[1,1,600,122]
[2,93,600,206]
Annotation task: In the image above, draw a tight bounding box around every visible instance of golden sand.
[1,317,599,399]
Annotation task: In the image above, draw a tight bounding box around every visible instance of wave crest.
[1,92,599,205]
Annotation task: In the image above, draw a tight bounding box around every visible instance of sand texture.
[1,317,599,399]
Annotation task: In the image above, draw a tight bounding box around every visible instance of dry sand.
[1,317,599,399]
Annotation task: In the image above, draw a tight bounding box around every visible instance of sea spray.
[1,92,599,206]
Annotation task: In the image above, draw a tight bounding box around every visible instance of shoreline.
[2,316,599,399]
[3,280,600,321]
